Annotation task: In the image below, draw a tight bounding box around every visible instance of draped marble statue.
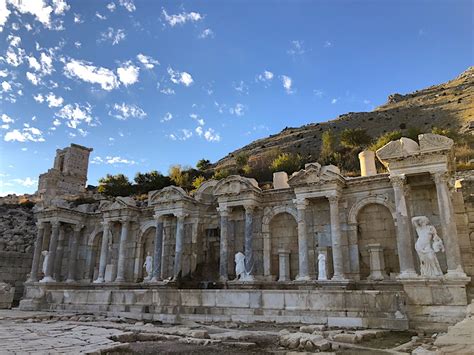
[143,253,153,281]
[318,253,327,280]
[41,250,49,275]
[234,252,246,280]
[412,216,445,277]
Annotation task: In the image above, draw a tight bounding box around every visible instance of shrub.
[320,130,336,160]
[168,165,190,188]
[369,130,402,151]
[192,175,206,190]
[340,128,372,149]
[235,152,249,168]
[196,159,212,171]
[270,153,303,174]
[98,174,134,197]
[134,170,171,194]
[213,168,230,180]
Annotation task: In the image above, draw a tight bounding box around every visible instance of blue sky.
[0,0,472,195]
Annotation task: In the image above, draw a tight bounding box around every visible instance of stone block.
[328,317,366,328]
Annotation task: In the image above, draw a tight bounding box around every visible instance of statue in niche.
[318,253,327,280]
[41,250,49,274]
[412,216,445,277]
[143,253,153,281]
[234,252,246,280]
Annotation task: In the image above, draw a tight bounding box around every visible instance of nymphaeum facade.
[20,134,474,331]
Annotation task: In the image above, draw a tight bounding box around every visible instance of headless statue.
[41,250,49,275]
[143,253,153,281]
[412,216,445,277]
[234,252,246,280]
[318,253,327,280]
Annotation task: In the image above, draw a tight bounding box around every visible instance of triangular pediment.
[100,196,137,211]
[148,186,190,206]
[214,175,260,196]
[288,163,342,187]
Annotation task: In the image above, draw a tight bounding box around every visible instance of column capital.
[174,211,188,220]
[119,216,132,223]
[327,194,339,205]
[432,171,449,185]
[36,221,46,230]
[217,205,230,216]
[243,203,257,213]
[50,219,61,228]
[293,197,308,210]
[101,220,110,228]
[153,214,164,222]
[73,223,84,232]
[389,174,406,188]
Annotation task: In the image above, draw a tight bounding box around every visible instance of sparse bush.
[196,159,212,171]
[192,175,206,190]
[213,168,230,180]
[369,130,402,151]
[98,174,134,197]
[235,152,249,168]
[320,130,336,161]
[340,128,372,149]
[270,153,303,174]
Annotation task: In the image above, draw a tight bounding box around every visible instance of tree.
[235,152,249,168]
[270,153,302,174]
[320,130,336,160]
[192,175,206,190]
[134,170,171,194]
[168,165,190,188]
[98,174,133,197]
[213,168,230,180]
[196,159,211,171]
[340,128,372,149]
[369,130,402,151]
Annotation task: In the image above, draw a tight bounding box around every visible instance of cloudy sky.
[0,0,472,195]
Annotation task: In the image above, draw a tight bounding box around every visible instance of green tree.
[235,152,249,168]
[270,153,302,174]
[97,174,133,197]
[196,159,211,171]
[213,168,230,180]
[369,130,402,151]
[320,130,336,160]
[340,128,372,149]
[134,170,171,194]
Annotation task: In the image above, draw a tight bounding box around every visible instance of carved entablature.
[213,175,261,198]
[288,163,344,188]
[376,133,455,175]
[148,186,192,207]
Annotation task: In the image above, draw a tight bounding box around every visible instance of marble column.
[115,218,131,282]
[244,205,255,279]
[53,226,66,281]
[151,215,164,282]
[390,175,417,278]
[41,220,60,283]
[433,171,467,278]
[367,244,388,281]
[218,206,230,281]
[27,222,46,282]
[328,195,346,281]
[173,212,187,279]
[66,224,82,283]
[94,221,110,283]
[294,198,310,281]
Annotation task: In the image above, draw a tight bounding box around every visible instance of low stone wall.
[0,251,32,301]
[20,284,408,330]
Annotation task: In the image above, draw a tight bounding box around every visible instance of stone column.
[278,249,290,281]
[66,224,82,283]
[244,204,255,279]
[27,222,46,282]
[367,244,388,281]
[294,198,310,281]
[328,195,346,281]
[115,218,131,282]
[390,175,417,278]
[433,172,467,278]
[173,212,187,279]
[41,220,60,283]
[218,206,230,281]
[151,215,164,282]
[94,221,110,283]
[53,226,66,281]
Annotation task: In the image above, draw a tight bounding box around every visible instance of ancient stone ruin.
[16,135,474,332]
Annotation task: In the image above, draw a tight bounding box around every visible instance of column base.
[219,276,228,283]
[331,274,347,282]
[65,279,76,283]
[93,277,105,284]
[149,276,162,283]
[295,275,311,281]
[114,277,125,283]
[39,276,55,283]
[397,270,419,279]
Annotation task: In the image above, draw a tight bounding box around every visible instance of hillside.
[215,67,473,172]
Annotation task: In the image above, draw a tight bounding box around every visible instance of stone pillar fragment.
[151,216,164,282]
[115,218,131,282]
[41,220,60,283]
[218,206,230,281]
[294,198,310,281]
[27,222,46,282]
[244,205,255,279]
[367,243,388,281]
[278,249,290,281]
[328,195,346,280]
[432,172,467,278]
[66,224,82,283]
[173,212,187,279]
[94,221,110,283]
[390,175,417,278]
[53,226,66,281]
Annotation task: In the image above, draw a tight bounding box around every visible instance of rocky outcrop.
[0,204,36,253]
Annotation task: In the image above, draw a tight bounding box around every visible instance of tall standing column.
[390,175,417,278]
[115,218,131,282]
[294,198,310,281]
[328,195,346,281]
[66,224,83,283]
[244,205,255,279]
[151,215,164,282]
[173,212,187,279]
[27,222,46,282]
[218,206,230,281]
[53,226,66,281]
[433,171,467,278]
[94,221,110,283]
[41,220,60,283]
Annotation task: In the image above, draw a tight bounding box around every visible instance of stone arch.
[87,225,104,246]
[348,195,396,225]
[85,226,104,281]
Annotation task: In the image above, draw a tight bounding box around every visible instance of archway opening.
[269,212,298,280]
[138,227,155,281]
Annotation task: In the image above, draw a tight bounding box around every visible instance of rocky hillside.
[0,205,36,253]
[215,67,473,170]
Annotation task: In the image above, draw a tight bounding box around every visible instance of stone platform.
[20,283,409,330]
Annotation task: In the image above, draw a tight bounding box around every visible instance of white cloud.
[0,69,8,77]
[4,127,45,142]
[136,53,159,69]
[287,40,306,56]
[324,40,332,48]
[281,75,294,94]
[256,70,274,83]
[190,113,205,125]
[93,156,137,165]
[52,0,70,15]
[45,92,63,107]
[39,52,53,74]
[203,128,220,142]
[162,9,203,27]
[229,103,245,116]
[109,102,146,120]
[181,129,192,140]
[74,41,81,48]
[73,13,82,23]
[117,63,139,86]
[160,87,175,95]
[331,98,338,104]
[167,67,193,86]
[98,27,126,45]
[1,81,11,92]
[118,0,135,12]
[33,93,44,102]
[95,12,107,20]
[233,80,248,94]
[1,113,14,125]
[0,0,11,32]
[11,177,37,187]
[313,89,324,98]
[56,103,92,128]
[63,59,119,91]
[27,56,41,71]
[195,126,203,136]
[106,2,116,11]
[199,28,214,39]
[160,112,172,122]
[52,118,61,126]
[26,72,40,85]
